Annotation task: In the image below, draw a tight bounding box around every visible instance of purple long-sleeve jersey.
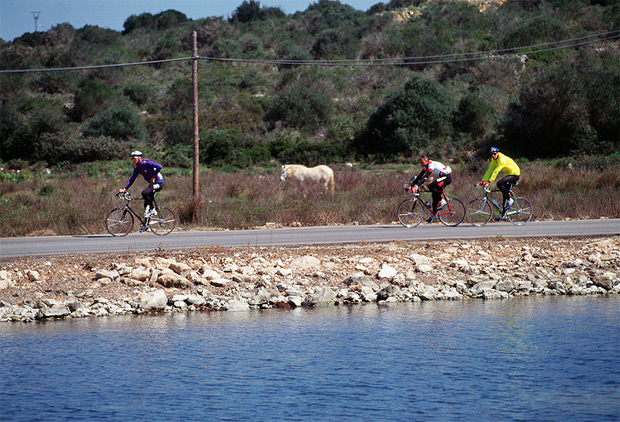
[124,159,163,189]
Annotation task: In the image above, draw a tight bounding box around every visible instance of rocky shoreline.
[1,236,619,323]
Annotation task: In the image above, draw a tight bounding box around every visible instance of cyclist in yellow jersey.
[478,147,520,216]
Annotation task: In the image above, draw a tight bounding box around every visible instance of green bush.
[165,120,193,145]
[83,107,148,140]
[123,84,152,106]
[123,13,155,34]
[453,93,494,139]
[34,133,125,164]
[271,138,349,165]
[499,61,599,158]
[71,79,115,121]
[77,25,121,45]
[311,29,360,59]
[231,1,262,23]
[357,74,454,159]
[0,105,28,161]
[152,38,179,61]
[264,84,333,133]
[154,10,188,30]
[164,143,193,168]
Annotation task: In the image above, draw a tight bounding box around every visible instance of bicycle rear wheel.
[507,197,533,225]
[438,197,465,227]
[106,208,134,237]
[150,206,177,235]
[466,198,493,226]
[397,198,425,228]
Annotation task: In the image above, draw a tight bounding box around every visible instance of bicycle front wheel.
[466,198,493,226]
[150,206,177,235]
[438,197,465,227]
[397,198,425,228]
[507,197,533,225]
[106,208,134,237]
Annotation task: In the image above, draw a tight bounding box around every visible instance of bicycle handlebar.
[474,184,492,193]
[114,192,132,200]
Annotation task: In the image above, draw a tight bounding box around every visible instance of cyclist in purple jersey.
[118,151,164,218]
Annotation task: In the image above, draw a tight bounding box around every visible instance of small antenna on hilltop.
[31,11,42,32]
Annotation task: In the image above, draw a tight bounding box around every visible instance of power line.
[200,30,620,66]
[1,30,618,74]
[0,57,192,74]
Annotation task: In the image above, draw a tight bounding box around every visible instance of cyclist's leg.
[142,183,163,212]
[432,174,451,212]
[497,175,519,211]
[428,180,442,214]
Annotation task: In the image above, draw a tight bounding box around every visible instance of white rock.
[140,290,168,311]
[26,270,41,282]
[378,263,397,279]
[417,264,433,273]
[291,256,321,270]
[223,263,239,273]
[0,271,14,290]
[287,296,303,307]
[210,278,232,288]
[470,280,497,295]
[130,267,150,281]
[94,269,119,280]
[170,262,192,274]
[224,299,250,312]
[202,269,221,280]
[409,253,430,266]
[275,267,292,277]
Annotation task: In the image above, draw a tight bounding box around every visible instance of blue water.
[1,296,619,421]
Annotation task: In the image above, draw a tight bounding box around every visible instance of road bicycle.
[105,192,177,236]
[397,185,465,228]
[466,183,533,226]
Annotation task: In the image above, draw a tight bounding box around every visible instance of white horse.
[280,164,335,196]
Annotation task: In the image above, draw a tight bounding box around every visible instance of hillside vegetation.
[1,0,619,170]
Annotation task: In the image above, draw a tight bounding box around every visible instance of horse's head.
[280,165,290,181]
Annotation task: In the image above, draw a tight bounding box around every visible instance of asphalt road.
[1,219,618,259]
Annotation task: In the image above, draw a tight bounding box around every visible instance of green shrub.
[123,13,155,34]
[123,84,152,106]
[34,133,125,164]
[83,107,148,140]
[311,29,360,59]
[164,143,193,168]
[231,1,262,23]
[71,79,115,121]
[454,93,494,139]
[499,61,597,158]
[356,74,454,159]
[154,10,188,30]
[77,25,121,45]
[264,84,333,133]
[152,38,179,61]
[165,120,193,145]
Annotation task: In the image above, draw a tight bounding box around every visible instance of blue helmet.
[489,147,500,153]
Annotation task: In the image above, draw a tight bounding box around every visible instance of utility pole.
[31,11,42,32]
[192,31,200,203]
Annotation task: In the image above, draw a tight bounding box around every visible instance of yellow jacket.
[482,152,520,182]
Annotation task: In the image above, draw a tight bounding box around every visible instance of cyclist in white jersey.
[406,155,453,221]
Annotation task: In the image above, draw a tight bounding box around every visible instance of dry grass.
[1,160,618,237]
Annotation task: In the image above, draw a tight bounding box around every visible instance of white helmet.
[130,150,143,157]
